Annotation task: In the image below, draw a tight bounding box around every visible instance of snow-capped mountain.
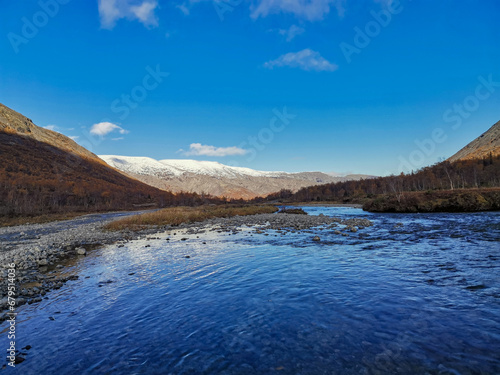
[99,155,373,199]
[100,155,288,179]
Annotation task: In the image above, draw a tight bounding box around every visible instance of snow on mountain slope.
[101,155,287,179]
[100,155,183,177]
[158,159,287,178]
[99,155,374,199]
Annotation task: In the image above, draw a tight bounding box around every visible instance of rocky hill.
[0,103,104,164]
[100,155,375,199]
[448,120,500,162]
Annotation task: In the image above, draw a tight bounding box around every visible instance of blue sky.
[1,0,499,175]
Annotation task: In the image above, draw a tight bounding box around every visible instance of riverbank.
[284,202,364,208]
[0,209,373,317]
[363,188,500,213]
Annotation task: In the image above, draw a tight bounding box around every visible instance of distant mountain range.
[448,120,500,162]
[99,155,375,199]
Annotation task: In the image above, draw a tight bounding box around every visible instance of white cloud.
[278,24,305,42]
[90,122,129,136]
[180,143,248,157]
[112,137,125,141]
[98,0,159,29]
[176,3,190,15]
[44,125,58,131]
[251,0,345,21]
[374,0,394,7]
[131,1,158,23]
[264,49,337,72]
[69,135,80,141]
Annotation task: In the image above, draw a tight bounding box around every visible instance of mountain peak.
[448,120,500,162]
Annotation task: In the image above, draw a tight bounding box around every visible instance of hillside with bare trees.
[257,155,500,212]
[0,104,223,218]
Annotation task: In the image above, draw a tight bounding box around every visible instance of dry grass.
[104,205,278,231]
[277,208,308,215]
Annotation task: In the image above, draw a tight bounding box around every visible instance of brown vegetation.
[277,208,308,215]
[104,205,278,231]
[363,188,500,213]
[256,155,500,212]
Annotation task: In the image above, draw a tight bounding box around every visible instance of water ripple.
[2,208,499,374]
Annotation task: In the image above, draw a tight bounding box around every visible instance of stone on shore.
[76,247,87,255]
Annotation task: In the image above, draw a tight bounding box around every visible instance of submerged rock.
[14,356,25,364]
[465,284,486,290]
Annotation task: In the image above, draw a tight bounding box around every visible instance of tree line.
[254,154,500,204]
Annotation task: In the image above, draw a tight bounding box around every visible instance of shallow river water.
[1,207,499,374]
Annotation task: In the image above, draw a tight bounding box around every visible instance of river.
[1,207,499,374]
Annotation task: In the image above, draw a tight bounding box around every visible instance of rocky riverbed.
[0,210,373,318]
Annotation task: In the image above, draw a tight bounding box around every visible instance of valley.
[2,3,499,373]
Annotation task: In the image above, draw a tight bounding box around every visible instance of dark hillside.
[0,131,176,216]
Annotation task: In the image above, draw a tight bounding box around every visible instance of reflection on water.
[1,208,500,374]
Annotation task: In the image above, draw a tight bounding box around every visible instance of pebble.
[38,259,48,266]
[76,248,86,255]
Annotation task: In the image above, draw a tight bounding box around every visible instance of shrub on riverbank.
[277,208,308,215]
[363,188,500,213]
[105,205,278,231]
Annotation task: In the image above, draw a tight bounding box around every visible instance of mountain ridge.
[99,155,375,199]
[447,120,500,162]
[0,103,105,165]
